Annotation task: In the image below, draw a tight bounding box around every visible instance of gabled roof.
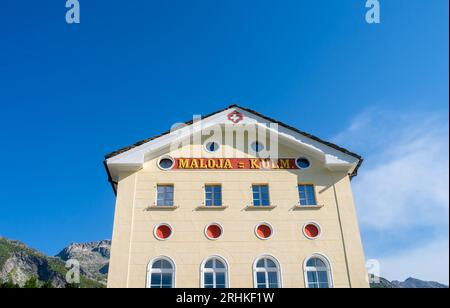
[104,105,363,194]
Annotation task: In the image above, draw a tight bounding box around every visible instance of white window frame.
[298,184,317,206]
[204,184,223,207]
[157,156,175,171]
[200,255,229,288]
[295,157,312,170]
[252,255,282,288]
[303,253,334,289]
[252,184,271,207]
[155,184,174,207]
[146,256,176,288]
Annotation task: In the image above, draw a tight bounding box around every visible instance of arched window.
[201,256,229,288]
[253,256,281,288]
[304,255,333,288]
[147,257,175,288]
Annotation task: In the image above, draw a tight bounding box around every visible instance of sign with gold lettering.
[174,158,300,170]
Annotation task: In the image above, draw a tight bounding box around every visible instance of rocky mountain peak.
[55,240,111,283]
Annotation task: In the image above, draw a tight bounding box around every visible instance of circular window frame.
[295,157,312,170]
[204,141,221,153]
[204,222,224,241]
[254,222,274,240]
[302,222,322,240]
[153,223,174,241]
[157,156,175,171]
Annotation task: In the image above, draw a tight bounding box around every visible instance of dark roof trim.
[104,104,363,194]
[103,160,117,195]
[104,105,233,159]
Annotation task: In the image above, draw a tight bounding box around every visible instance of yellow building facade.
[104,105,369,288]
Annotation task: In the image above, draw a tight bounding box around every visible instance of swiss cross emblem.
[227,111,244,124]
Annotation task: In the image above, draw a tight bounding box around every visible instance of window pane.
[306,258,316,267]
[307,193,316,205]
[162,273,172,288]
[316,259,326,268]
[266,259,277,268]
[257,272,266,284]
[151,273,161,287]
[161,260,172,269]
[307,271,317,284]
[319,282,330,289]
[268,272,278,288]
[216,272,226,287]
[205,260,213,268]
[205,186,212,193]
[215,260,225,269]
[256,260,265,268]
[318,271,329,284]
[152,260,162,269]
[204,273,213,286]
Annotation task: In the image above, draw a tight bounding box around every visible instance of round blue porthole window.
[296,157,311,169]
[158,157,174,170]
[205,141,220,153]
[251,141,265,153]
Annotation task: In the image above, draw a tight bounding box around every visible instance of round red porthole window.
[154,224,173,240]
[303,223,321,239]
[205,223,223,240]
[255,223,273,240]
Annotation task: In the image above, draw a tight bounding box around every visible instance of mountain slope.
[56,240,110,284]
[370,275,448,289]
[0,237,103,288]
[391,278,448,289]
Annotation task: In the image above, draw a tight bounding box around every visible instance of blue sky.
[0,1,448,283]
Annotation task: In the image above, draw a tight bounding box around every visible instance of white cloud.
[335,109,449,230]
[334,109,449,284]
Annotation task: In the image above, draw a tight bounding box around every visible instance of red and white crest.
[227,111,244,124]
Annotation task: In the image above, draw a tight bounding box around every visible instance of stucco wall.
[107,141,369,288]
